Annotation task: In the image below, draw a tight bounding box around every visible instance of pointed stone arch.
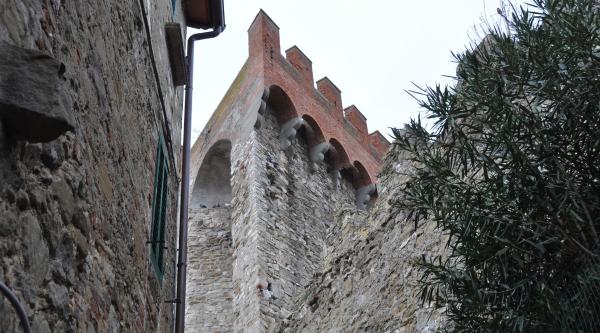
[265,85,298,125]
[299,115,325,146]
[354,160,377,209]
[297,115,331,164]
[191,140,232,208]
[326,138,351,170]
[265,85,305,149]
[353,161,373,188]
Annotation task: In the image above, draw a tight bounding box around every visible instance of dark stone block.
[0,41,74,142]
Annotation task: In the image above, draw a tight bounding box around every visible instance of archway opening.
[265,85,297,125]
[191,140,232,208]
[353,161,373,188]
[299,115,325,147]
[325,138,351,175]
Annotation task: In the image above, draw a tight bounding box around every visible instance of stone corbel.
[0,41,74,142]
[356,184,376,210]
[309,142,331,163]
[254,87,270,129]
[332,169,342,181]
[279,117,305,149]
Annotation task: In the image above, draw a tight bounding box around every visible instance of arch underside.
[191,140,232,208]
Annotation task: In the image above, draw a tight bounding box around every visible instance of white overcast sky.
[188,0,526,142]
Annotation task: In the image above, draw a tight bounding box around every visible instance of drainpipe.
[175,26,223,333]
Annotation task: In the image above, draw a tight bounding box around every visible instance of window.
[150,136,169,281]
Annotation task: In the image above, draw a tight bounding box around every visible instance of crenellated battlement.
[247,10,390,174]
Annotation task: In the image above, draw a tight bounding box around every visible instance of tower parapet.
[244,10,389,180]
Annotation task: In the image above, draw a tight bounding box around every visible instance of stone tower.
[185,10,390,332]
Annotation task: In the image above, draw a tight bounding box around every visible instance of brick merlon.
[344,105,369,143]
[285,46,313,88]
[316,77,343,120]
[248,9,281,59]
[248,9,280,32]
[368,131,391,157]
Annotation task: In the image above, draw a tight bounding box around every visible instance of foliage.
[393,0,600,331]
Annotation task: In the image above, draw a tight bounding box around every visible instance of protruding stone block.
[254,87,271,129]
[356,184,376,210]
[279,117,304,149]
[309,142,331,163]
[0,41,74,142]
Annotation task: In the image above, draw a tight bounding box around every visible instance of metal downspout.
[175,26,223,333]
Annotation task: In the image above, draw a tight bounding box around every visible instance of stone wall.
[248,109,357,331]
[277,146,449,333]
[186,208,233,333]
[0,0,184,331]
[230,131,264,332]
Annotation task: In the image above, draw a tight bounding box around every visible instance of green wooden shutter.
[150,136,169,281]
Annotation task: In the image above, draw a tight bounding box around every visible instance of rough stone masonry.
[0,0,185,331]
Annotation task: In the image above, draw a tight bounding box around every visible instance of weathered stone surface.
[186,208,234,333]
[277,146,448,333]
[0,41,74,142]
[20,212,49,288]
[41,141,64,169]
[50,178,75,223]
[31,317,52,333]
[15,189,29,210]
[47,281,69,309]
[0,0,185,331]
[0,119,6,151]
[187,104,358,331]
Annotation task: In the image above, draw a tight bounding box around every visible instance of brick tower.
[185,10,390,332]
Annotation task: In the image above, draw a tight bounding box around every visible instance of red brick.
[369,131,391,158]
[285,46,313,89]
[344,105,368,143]
[194,10,390,185]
